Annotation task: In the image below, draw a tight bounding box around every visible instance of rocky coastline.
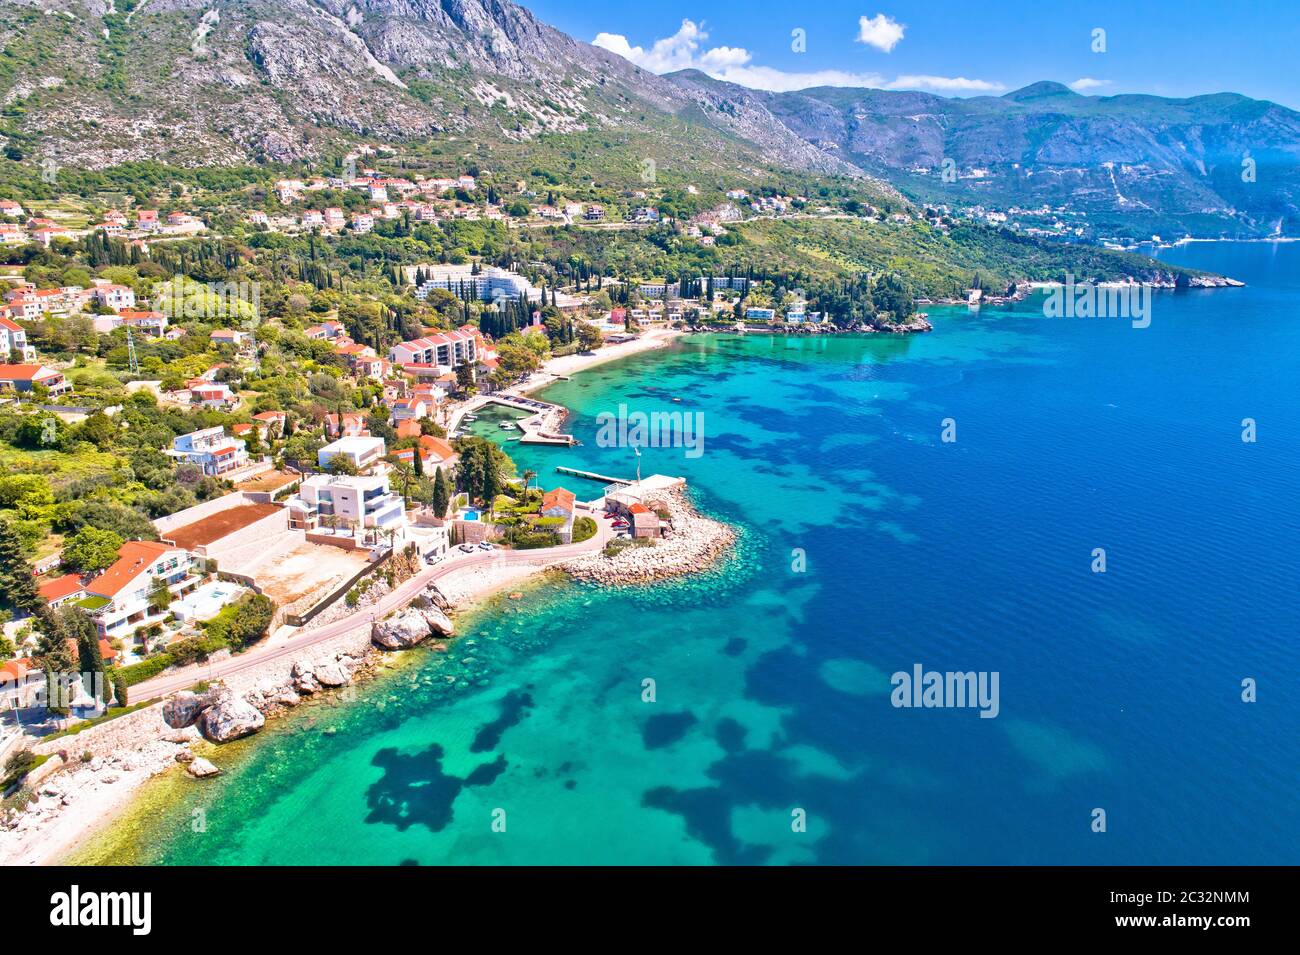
[0,381,738,866]
[0,587,460,865]
[563,489,735,585]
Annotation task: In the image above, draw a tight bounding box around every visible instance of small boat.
[499,421,517,430]
[463,414,477,422]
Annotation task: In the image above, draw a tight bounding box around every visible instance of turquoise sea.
[102,241,1299,865]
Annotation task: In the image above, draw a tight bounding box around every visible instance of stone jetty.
[563,489,734,585]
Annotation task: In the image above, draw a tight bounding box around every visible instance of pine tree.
[0,517,42,616]
[33,611,75,716]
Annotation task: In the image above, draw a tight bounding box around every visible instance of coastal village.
[0,194,746,861]
[0,132,1216,865]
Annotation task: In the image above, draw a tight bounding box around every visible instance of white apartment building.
[292,474,405,535]
[92,283,136,311]
[409,263,540,305]
[317,435,386,472]
[0,316,36,361]
[389,326,479,371]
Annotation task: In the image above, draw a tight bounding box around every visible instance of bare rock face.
[290,660,321,694]
[200,691,266,743]
[163,691,214,729]
[163,726,202,745]
[187,757,221,778]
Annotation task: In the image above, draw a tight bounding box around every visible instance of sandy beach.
[515,326,684,395]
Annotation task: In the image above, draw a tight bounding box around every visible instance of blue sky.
[526,0,1300,108]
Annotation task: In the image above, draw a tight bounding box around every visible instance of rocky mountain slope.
[0,0,852,178]
[2,1,1296,236]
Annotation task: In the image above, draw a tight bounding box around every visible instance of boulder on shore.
[314,660,348,687]
[200,691,266,743]
[163,691,214,729]
[187,757,220,778]
[421,605,454,637]
[425,586,452,611]
[372,605,454,649]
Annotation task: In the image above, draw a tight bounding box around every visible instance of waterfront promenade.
[131,515,616,700]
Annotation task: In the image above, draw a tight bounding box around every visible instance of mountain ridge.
[2,1,1297,236]
[664,71,1300,237]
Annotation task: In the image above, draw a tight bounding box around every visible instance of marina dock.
[556,466,632,485]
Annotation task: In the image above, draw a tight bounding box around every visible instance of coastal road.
[131,515,615,700]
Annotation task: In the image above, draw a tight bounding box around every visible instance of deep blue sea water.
[87,241,1299,865]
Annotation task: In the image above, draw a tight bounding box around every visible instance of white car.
[458,543,477,553]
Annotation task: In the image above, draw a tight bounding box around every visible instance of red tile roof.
[542,488,576,512]
[0,364,51,381]
[85,541,178,598]
[0,659,30,683]
[420,435,455,462]
[38,574,85,602]
[62,638,116,662]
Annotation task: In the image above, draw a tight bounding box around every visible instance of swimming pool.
[171,582,243,622]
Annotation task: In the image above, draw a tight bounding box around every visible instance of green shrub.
[572,516,597,543]
[2,750,48,790]
[118,654,173,686]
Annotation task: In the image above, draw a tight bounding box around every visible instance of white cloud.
[1069,77,1111,92]
[593,19,999,95]
[886,75,1006,93]
[856,13,906,53]
[592,20,711,74]
[706,65,887,93]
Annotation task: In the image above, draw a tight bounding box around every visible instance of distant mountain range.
[666,73,1300,238]
[2,1,1297,238]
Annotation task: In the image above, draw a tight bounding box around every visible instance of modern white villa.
[317,435,386,472]
[289,474,406,538]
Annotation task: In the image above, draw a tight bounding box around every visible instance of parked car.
[458,543,477,553]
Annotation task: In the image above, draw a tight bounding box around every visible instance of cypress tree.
[432,466,450,517]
